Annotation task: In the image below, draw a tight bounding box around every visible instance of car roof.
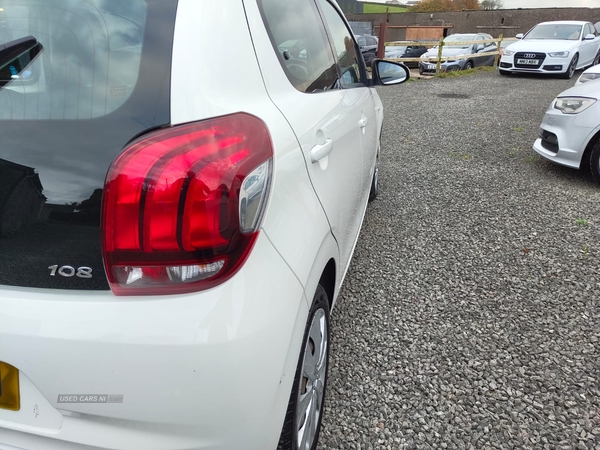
[447,33,478,37]
[536,21,589,26]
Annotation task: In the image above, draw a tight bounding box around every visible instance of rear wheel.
[465,61,474,70]
[278,285,330,450]
[588,139,600,185]
[593,51,600,67]
[561,54,578,79]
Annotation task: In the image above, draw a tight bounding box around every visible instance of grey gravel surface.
[318,71,600,450]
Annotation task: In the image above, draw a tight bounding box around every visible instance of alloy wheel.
[295,308,328,450]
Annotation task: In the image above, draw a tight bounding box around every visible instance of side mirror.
[584,33,596,41]
[515,33,524,39]
[372,60,409,86]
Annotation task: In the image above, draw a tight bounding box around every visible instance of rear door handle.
[310,139,333,163]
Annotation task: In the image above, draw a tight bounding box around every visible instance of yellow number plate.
[0,362,20,411]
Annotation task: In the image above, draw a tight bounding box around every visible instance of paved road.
[319,71,600,450]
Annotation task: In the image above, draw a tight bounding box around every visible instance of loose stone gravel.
[318,71,600,450]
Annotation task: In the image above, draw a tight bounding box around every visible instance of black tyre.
[561,54,578,79]
[588,139,600,185]
[499,69,510,76]
[465,60,474,70]
[593,51,600,67]
[368,152,379,202]
[278,284,330,450]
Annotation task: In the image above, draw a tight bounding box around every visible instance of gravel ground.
[318,71,600,450]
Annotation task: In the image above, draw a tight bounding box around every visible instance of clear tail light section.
[102,113,273,295]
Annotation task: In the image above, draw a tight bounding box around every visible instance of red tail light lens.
[102,113,273,295]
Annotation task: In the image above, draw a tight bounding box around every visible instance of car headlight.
[503,50,515,56]
[548,51,570,58]
[554,97,597,114]
[579,73,600,83]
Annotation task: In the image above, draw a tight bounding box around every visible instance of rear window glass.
[0,0,147,120]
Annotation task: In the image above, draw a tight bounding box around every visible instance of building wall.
[338,0,363,14]
[346,8,600,40]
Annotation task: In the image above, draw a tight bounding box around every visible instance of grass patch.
[437,66,495,78]
[512,126,524,132]
[582,245,590,255]
[575,218,588,227]
[524,155,536,163]
[448,151,472,160]
[363,3,408,13]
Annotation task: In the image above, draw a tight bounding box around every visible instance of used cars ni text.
[0,1,409,449]
[499,21,600,79]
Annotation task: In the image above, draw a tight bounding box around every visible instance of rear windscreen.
[0,0,177,291]
[0,1,148,120]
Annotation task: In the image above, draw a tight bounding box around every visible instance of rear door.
[257,0,373,275]
[316,0,379,203]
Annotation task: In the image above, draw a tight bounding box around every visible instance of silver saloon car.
[533,81,600,183]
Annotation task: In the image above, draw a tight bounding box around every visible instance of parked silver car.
[533,81,600,183]
[419,33,497,75]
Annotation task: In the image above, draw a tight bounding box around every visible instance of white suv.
[0,0,408,449]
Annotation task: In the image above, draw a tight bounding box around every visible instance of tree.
[408,0,481,12]
[480,0,503,10]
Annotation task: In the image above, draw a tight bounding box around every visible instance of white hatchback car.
[500,21,600,79]
[0,1,408,449]
[533,81,600,183]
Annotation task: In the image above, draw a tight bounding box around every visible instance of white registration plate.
[427,64,436,70]
[517,58,539,65]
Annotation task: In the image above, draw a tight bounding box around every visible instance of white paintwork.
[0,0,390,449]
[533,81,600,168]
[501,21,600,75]
[576,63,600,85]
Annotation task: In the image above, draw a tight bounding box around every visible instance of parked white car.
[500,21,600,79]
[576,63,600,85]
[0,0,408,449]
[533,81,600,183]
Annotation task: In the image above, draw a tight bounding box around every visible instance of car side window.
[358,37,366,47]
[316,0,363,87]
[585,23,595,37]
[259,0,337,93]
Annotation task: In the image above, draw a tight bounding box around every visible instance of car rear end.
[0,0,320,448]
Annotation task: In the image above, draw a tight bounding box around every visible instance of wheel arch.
[581,127,600,169]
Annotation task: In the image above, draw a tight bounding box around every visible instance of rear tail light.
[102,113,273,295]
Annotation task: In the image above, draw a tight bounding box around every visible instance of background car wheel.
[368,152,379,202]
[593,51,600,67]
[588,139,600,185]
[465,61,474,70]
[278,284,330,450]
[499,69,510,76]
[561,54,578,79]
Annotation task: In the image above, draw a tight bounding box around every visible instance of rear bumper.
[0,233,308,450]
